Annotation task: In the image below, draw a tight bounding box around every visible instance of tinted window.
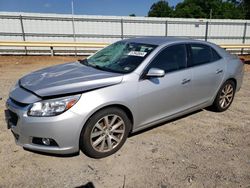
[148,44,187,73]
[190,44,212,66]
[211,48,222,61]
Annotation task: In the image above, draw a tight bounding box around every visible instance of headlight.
[28,94,81,117]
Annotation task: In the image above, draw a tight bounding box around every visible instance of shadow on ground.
[75,182,95,188]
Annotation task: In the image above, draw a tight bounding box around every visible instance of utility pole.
[209,9,213,20]
[207,9,213,41]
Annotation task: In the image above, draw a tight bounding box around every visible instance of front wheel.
[212,80,236,112]
[79,107,131,158]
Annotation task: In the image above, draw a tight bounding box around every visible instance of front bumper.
[5,98,84,154]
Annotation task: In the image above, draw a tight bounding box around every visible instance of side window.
[211,48,222,62]
[190,44,212,66]
[148,44,187,73]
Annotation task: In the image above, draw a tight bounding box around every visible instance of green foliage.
[129,14,136,17]
[174,0,244,19]
[242,0,250,19]
[218,2,245,19]
[148,0,173,17]
[174,1,206,18]
[148,0,247,19]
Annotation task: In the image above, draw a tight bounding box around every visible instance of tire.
[212,80,236,112]
[79,107,132,158]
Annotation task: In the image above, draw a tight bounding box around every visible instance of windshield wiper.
[79,59,107,71]
[78,59,121,73]
[93,65,108,71]
[78,59,91,66]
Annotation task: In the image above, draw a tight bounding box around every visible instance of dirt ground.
[0,56,249,188]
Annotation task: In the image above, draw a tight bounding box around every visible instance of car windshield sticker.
[128,51,147,57]
[124,67,131,71]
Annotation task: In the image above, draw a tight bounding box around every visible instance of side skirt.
[131,101,211,133]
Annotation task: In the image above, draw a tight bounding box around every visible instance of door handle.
[216,69,223,74]
[182,79,191,85]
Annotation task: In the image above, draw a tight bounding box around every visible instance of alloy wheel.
[219,83,234,109]
[90,114,125,152]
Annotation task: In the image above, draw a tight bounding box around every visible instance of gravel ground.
[0,56,249,188]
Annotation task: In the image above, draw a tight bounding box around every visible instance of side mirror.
[146,68,165,78]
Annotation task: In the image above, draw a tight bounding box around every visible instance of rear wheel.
[80,107,131,158]
[212,80,236,112]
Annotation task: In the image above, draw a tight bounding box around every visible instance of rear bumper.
[5,98,84,154]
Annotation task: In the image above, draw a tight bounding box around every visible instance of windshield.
[84,41,157,73]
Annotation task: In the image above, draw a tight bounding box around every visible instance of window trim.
[140,43,188,80]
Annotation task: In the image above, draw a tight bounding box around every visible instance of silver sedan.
[5,37,244,158]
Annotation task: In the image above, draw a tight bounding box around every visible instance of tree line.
[146,0,250,19]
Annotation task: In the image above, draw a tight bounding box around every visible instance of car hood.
[19,62,123,97]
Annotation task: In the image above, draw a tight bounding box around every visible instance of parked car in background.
[5,37,244,158]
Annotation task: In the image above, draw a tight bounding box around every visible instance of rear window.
[189,44,221,67]
[190,44,212,66]
[211,48,222,61]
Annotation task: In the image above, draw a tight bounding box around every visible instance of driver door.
[136,44,193,128]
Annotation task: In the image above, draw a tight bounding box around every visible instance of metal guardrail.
[0,41,249,56]
[220,44,250,48]
[0,41,109,56]
[220,44,250,57]
[0,41,109,47]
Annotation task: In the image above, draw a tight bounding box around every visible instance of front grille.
[8,110,18,126]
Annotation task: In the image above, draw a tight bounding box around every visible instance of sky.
[0,0,182,16]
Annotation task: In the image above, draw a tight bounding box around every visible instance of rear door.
[187,43,225,106]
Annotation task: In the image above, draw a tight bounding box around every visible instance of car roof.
[123,36,199,46]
